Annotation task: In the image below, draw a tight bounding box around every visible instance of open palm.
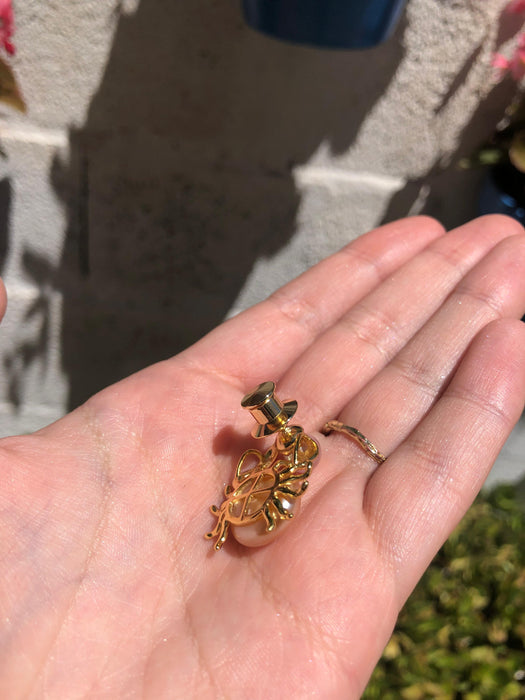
[1,215,525,698]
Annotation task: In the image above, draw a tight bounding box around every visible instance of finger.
[277,215,524,427]
[0,278,6,322]
[184,217,445,384]
[363,318,525,602]
[327,233,525,483]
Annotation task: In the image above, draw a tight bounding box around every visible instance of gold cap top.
[241,381,298,438]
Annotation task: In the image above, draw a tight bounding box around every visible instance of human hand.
[1,215,524,698]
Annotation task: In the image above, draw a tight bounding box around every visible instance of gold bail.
[241,381,298,438]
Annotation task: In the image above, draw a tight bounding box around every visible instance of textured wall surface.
[0,0,522,482]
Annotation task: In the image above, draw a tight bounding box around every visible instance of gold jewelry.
[321,420,386,464]
[205,381,319,551]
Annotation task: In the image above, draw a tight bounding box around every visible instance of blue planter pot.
[242,0,408,49]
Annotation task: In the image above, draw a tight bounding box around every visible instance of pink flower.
[493,52,511,80]
[0,0,15,55]
[506,0,525,13]
[493,33,525,81]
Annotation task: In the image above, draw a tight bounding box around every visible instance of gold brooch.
[205,381,319,551]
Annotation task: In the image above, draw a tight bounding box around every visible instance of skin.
[0,214,525,698]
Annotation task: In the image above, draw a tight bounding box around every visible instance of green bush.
[364,484,525,700]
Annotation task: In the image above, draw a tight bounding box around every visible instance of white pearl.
[232,499,301,548]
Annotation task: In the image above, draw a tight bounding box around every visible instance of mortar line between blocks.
[293,165,405,192]
[0,124,69,148]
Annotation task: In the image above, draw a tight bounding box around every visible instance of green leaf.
[509,131,525,173]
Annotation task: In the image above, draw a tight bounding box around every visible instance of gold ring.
[205,381,320,551]
[321,420,386,464]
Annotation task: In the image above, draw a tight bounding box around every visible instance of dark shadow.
[44,0,406,409]
[0,177,11,271]
[3,251,53,408]
[515,474,525,508]
[495,5,525,48]
[213,425,257,461]
[380,166,488,231]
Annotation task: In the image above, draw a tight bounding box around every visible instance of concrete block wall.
[0,0,523,482]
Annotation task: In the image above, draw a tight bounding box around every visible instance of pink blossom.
[493,33,525,81]
[0,0,15,56]
[493,52,510,76]
[506,0,525,13]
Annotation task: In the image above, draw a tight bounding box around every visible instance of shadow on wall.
[41,0,407,410]
[0,177,10,275]
[381,19,519,230]
[381,83,517,228]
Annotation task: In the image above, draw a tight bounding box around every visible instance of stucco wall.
[0,0,522,482]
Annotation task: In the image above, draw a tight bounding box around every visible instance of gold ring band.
[321,420,386,465]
